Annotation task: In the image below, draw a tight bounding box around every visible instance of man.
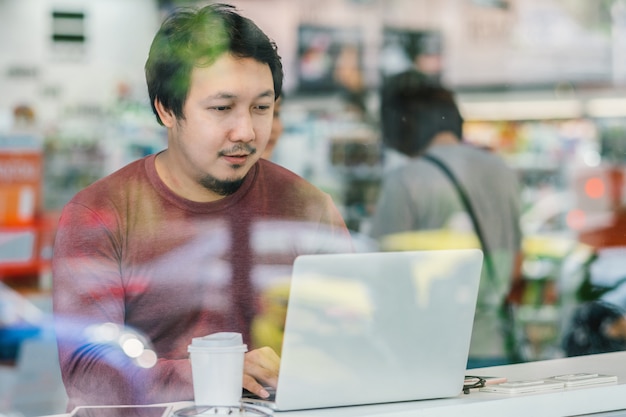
[52,4,352,408]
[369,70,522,368]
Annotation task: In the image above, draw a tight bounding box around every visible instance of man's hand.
[243,346,280,399]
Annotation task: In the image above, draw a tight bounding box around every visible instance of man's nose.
[229,111,255,142]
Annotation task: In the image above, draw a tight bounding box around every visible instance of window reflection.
[2,1,626,415]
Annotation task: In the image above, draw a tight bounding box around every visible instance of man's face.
[165,53,275,198]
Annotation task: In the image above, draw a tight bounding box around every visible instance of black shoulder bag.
[422,153,519,362]
[421,153,495,281]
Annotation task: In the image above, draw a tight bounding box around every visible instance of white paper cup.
[188,332,248,406]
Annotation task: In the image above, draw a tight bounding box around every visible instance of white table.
[51,352,626,417]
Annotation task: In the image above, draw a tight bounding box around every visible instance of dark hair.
[380,70,463,157]
[145,3,283,125]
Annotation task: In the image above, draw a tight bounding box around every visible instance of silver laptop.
[244,249,483,411]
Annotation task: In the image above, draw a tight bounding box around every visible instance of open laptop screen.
[247,249,483,411]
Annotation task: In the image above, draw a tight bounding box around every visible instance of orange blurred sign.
[0,133,43,226]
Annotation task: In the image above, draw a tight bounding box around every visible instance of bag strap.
[422,153,496,283]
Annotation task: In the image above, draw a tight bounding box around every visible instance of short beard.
[198,144,255,196]
[199,174,245,196]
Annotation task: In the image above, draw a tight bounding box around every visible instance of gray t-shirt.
[370,143,522,358]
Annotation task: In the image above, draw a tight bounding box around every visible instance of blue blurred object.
[0,322,41,361]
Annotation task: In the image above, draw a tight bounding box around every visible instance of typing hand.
[243,346,280,399]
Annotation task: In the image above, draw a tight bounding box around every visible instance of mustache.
[219,144,256,157]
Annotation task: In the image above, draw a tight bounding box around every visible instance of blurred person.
[261,96,283,159]
[333,44,368,118]
[52,3,352,408]
[369,70,523,368]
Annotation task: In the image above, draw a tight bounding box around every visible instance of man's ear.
[154,99,176,127]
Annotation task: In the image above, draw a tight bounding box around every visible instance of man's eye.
[256,105,271,111]
[212,106,230,111]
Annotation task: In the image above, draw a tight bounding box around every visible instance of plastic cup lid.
[188,332,248,352]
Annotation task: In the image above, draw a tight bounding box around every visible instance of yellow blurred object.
[379,229,481,252]
[251,282,290,354]
[522,235,583,259]
[251,275,376,354]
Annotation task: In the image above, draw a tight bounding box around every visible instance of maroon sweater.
[52,154,352,407]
